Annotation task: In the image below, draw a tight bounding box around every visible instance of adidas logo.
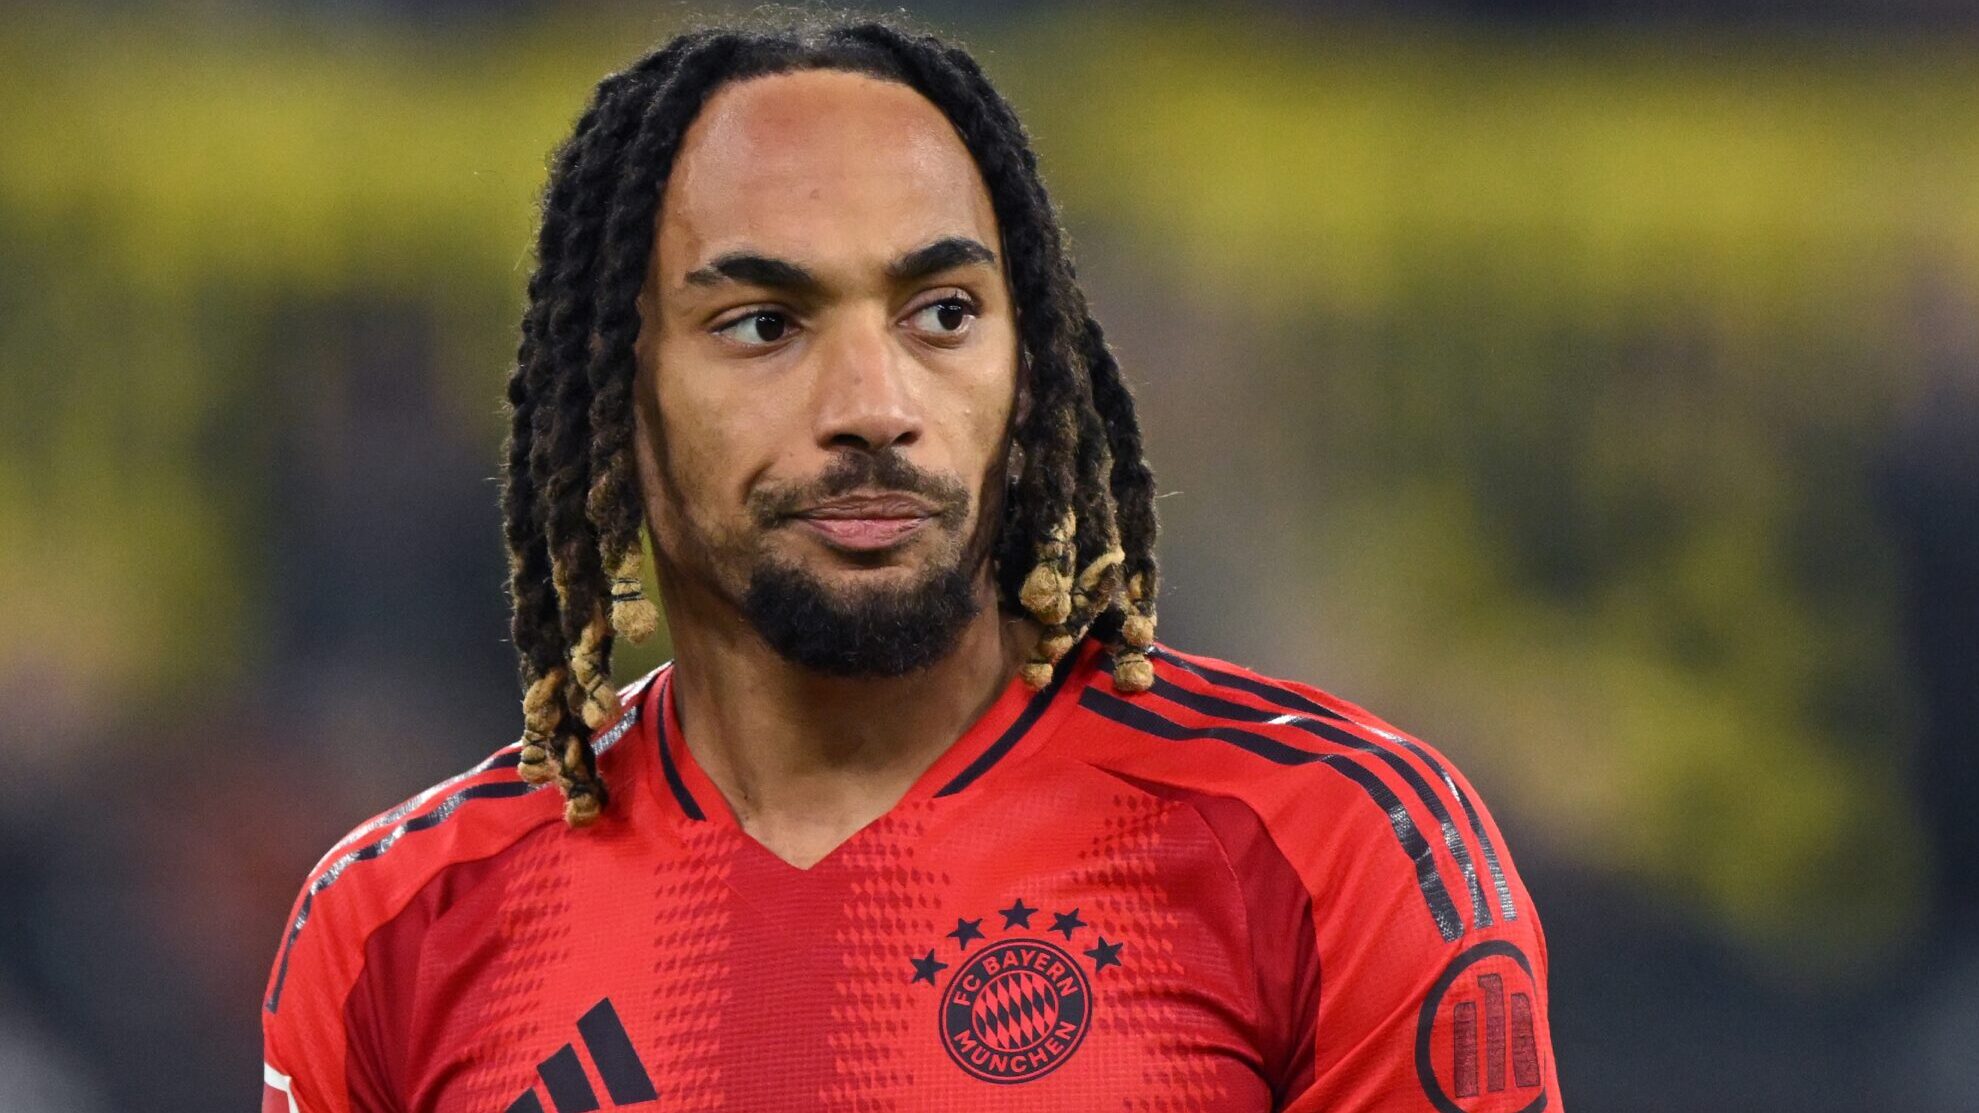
[506,998,657,1112]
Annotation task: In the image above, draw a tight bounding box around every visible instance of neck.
[659,574,1036,868]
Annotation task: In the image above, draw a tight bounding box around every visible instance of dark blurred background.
[2,1,1975,1109]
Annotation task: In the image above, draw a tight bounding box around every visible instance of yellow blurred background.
[2,2,1975,1109]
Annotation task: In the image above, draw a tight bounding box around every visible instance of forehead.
[656,68,1000,281]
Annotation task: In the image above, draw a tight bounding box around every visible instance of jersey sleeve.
[1274,734,1563,1113]
[259,800,475,1113]
[261,870,363,1113]
[257,734,569,1113]
[263,827,417,1113]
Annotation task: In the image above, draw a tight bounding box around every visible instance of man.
[262,15,1560,1112]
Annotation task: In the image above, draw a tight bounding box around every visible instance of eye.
[906,296,977,339]
[714,311,795,347]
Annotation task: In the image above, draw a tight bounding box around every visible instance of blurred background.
[2,0,1975,1108]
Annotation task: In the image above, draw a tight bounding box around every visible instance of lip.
[797,493,940,519]
[795,515,932,551]
[791,493,939,553]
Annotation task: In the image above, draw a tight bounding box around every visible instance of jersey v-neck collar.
[639,638,1101,830]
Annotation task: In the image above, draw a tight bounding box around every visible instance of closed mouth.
[793,493,940,521]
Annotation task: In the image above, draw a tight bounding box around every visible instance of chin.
[739,548,984,678]
[813,553,938,584]
[786,532,951,577]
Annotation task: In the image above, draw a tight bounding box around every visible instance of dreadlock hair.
[500,11,1161,827]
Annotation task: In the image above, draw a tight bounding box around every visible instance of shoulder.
[1067,639,1472,820]
[256,730,561,1113]
[1065,642,1533,943]
[259,669,663,1109]
[262,666,664,1016]
[261,737,559,1018]
[1074,647,1568,1109]
[1066,642,1563,1104]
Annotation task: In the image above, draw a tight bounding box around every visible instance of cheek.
[951,397,1012,481]
[649,343,794,514]
[939,346,1020,481]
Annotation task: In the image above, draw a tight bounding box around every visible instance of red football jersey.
[261,638,1560,1112]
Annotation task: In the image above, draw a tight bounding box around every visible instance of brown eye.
[908,297,976,337]
[715,311,792,346]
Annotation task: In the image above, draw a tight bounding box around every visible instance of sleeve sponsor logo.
[1415,940,1548,1113]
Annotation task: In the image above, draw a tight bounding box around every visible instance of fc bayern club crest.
[908,897,1125,1085]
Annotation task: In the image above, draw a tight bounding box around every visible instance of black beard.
[718,445,1001,677]
[738,550,983,677]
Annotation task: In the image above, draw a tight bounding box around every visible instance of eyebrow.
[887,236,997,282]
[683,253,819,294]
[681,235,997,294]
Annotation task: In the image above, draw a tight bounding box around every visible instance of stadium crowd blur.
[2,1,1975,1109]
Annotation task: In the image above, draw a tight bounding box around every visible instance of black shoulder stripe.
[328,748,523,857]
[1080,687,1465,943]
[1157,649,1351,721]
[264,779,533,1013]
[265,703,646,1014]
[1153,649,1518,924]
[1150,674,1495,932]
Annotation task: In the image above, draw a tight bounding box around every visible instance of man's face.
[631,68,1022,675]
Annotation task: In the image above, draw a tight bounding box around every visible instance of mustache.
[748,449,972,530]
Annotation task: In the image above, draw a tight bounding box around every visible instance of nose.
[809,314,922,452]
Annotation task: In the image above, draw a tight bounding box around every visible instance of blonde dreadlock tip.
[1019,564,1070,616]
[1111,653,1154,694]
[573,673,622,724]
[1019,659,1056,690]
[1041,632,1077,661]
[612,597,660,643]
[1075,547,1125,592]
[518,740,558,784]
[610,551,646,581]
[1038,595,1073,627]
[564,792,603,827]
[569,662,621,729]
[1122,613,1156,649]
[522,669,567,720]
